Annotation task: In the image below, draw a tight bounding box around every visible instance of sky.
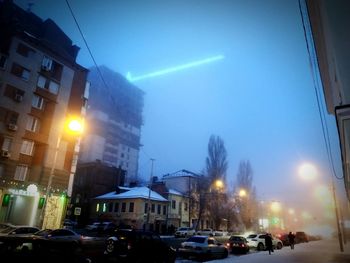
[14,0,347,225]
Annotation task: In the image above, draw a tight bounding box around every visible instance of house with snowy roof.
[92,186,168,232]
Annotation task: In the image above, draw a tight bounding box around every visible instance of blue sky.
[14,0,346,218]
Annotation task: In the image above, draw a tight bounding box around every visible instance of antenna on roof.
[27,1,35,12]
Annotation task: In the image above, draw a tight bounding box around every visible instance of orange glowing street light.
[40,117,84,229]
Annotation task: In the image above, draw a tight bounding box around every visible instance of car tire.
[277,242,283,250]
[106,239,116,254]
[222,249,228,258]
[257,243,265,251]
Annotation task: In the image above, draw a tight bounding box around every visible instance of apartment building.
[79,66,144,183]
[0,1,88,228]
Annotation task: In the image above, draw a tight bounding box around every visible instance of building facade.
[92,186,168,233]
[71,160,126,226]
[306,0,350,202]
[0,1,88,228]
[79,66,144,183]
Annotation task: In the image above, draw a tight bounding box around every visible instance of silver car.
[178,235,228,260]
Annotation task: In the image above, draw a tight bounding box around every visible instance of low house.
[92,186,168,233]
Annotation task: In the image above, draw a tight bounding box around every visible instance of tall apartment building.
[0,1,88,228]
[79,66,144,182]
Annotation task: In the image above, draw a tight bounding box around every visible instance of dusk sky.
[14,0,347,226]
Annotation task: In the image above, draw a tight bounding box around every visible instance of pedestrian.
[265,233,274,255]
[288,231,295,250]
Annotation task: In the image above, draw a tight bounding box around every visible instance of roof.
[95,186,167,202]
[167,189,184,196]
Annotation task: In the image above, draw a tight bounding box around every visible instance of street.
[176,239,350,263]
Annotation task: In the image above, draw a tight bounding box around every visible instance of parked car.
[226,235,250,254]
[0,226,40,237]
[178,235,228,260]
[0,223,14,231]
[104,229,176,262]
[174,227,195,238]
[246,233,283,251]
[295,231,309,243]
[197,228,214,236]
[214,230,228,236]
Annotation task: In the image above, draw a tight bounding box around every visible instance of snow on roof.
[95,186,168,202]
[168,189,184,196]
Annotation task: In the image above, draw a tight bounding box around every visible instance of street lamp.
[40,117,83,229]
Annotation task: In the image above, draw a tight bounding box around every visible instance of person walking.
[288,231,296,250]
[265,233,274,255]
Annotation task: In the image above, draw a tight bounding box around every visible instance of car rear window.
[186,236,206,243]
[247,234,257,238]
[229,236,244,241]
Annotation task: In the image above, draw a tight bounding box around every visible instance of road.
[176,239,350,263]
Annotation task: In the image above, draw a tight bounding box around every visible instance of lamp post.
[40,118,83,229]
[146,158,155,231]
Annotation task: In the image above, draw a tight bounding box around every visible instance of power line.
[66,0,110,94]
[298,0,343,180]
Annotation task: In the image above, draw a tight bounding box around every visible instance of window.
[102,203,107,212]
[37,75,47,89]
[157,204,161,214]
[96,203,100,212]
[144,203,148,214]
[129,202,134,212]
[114,202,119,212]
[151,204,155,213]
[16,43,35,57]
[121,202,126,212]
[0,54,7,69]
[20,140,34,155]
[32,95,44,109]
[108,202,114,212]
[26,116,40,132]
[11,63,30,81]
[14,165,28,181]
[184,202,188,211]
[42,56,53,71]
[163,205,166,215]
[172,200,176,209]
[49,81,59,94]
[2,137,12,151]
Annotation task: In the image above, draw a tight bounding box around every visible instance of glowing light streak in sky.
[126,54,225,82]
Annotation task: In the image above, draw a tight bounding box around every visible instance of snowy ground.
[175,239,350,263]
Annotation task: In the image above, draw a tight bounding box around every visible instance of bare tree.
[205,135,228,230]
[234,160,258,231]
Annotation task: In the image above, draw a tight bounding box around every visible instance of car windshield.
[186,236,206,243]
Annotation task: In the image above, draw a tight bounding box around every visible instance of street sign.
[74,207,81,216]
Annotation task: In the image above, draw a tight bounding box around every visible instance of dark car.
[226,235,249,254]
[295,231,308,243]
[104,229,176,263]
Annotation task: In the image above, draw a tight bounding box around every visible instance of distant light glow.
[127,55,225,82]
[298,163,318,181]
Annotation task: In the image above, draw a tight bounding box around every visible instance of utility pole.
[331,179,344,252]
[146,158,155,231]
